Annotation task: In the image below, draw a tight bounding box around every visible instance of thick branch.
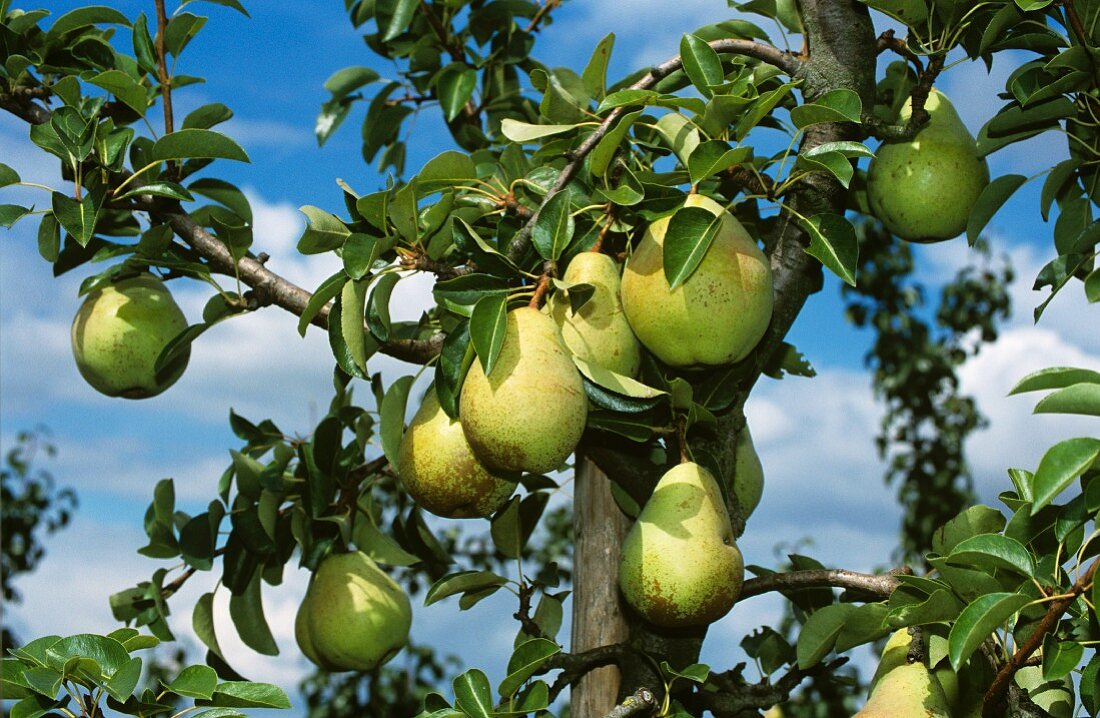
[505,38,803,262]
[693,657,848,717]
[738,568,902,602]
[0,91,51,124]
[153,0,175,136]
[982,559,1099,717]
[542,643,637,701]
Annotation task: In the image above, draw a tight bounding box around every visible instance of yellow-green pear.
[460,306,587,474]
[733,426,764,520]
[295,551,412,672]
[855,662,952,718]
[70,274,190,398]
[1014,666,1074,718]
[549,252,642,377]
[618,462,744,627]
[396,386,517,518]
[867,89,990,243]
[621,194,773,368]
[870,629,961,709]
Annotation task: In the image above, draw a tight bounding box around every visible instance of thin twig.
[875,28,923,73]
[153,0,175,180]
[524,0,560,33]
[602,688,656,718]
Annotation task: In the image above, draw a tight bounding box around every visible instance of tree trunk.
[570,455,630,717]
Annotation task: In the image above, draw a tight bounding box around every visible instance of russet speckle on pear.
[621,194,773,368]
[70,273,190,399]
[295,551,412,672]
[618,462,744,628]
[460,306,587,474]
[396,386,517,518]
[549,251,642,377]
[867,89,990,243]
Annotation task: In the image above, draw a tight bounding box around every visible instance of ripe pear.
[460,306,587,474]
[70,273,190,398]
[870,629,960,708]
[855,662,952,718]
[867,89,989,243]
[618,462,744,627]
[548,252,642,377]
[397,385,517,518]
[733,426,764,520]
[621,194,773,368]
[295,551,412,672]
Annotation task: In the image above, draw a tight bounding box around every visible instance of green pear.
[295,551,412,672]
[618,462,744,627]
[396,385,517,518]
[733,426,764,520]
[70,274,190,398]
[460,306,588,474]
[867,89,990,243]
[1014,666,1074,718]
[620,194,773,368]
[549,251,642,377]
[855,662,952,718]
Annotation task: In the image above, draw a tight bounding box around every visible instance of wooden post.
[570,454,630,717]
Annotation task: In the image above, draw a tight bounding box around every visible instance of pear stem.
[528,273,551,309]
[591,204,615,254]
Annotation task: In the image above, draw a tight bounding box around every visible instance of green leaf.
[1032,437,1100,513]
[206,682,290,709]
[663,205,723,289]
[88,70,149,116]
[531,189,574,261]
[500,119,578,142]
[789,89,862,128]
[680,34,723,98]
[800,213,857,286]
[1011,366,1100,394]
[103,657,142,701]
[115,182,195,202]
[181,0,250,16]
[46,634,129,677]
[380,375,415,467]
[795,150,854,188]
[931,505,1006,555]
[572,356,666,399]
[589,109,643,178]
[1042,638,1083,681]
[168,665,218,700]
[735,82,795,140]
[966,174,1027,245]
[189,178,252,222]
[338,279,373,376]
[382,0,417,41]
[948,592,1031,671]
[655,113,700,165]
[52,191,102,247]
[0,163,20,188]
[581,33,615,102]
[297,206,350,254]
[945,534,1035,578]
[0,205,33,229]
[418,151,477,195]
[436,64,478,123]
[453,669,494,718]
[151,129,250,163]
[367,272,400,341]
[1035,383,1100,416]
[323,66,380,100]
[498,639,561,698]
[192,592,223,659]
[796,604,855,669]
[687,142,751,185]
[424,571,508,606]
[490,497,523,559]
[596,89,660,114]
[183,103,234,130]
[298,271,346,336]
[352,508,420,566]
[48,5,131,37]
[228,572,278,656]
[164,13,206,56]
[470,295,508,376]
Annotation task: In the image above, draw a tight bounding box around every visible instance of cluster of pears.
[70,273,191,398]
[866,89,989,243]
[295,551,413,672]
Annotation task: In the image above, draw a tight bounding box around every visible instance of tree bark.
[570,455,630,717]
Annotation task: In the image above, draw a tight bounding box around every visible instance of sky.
[2,0,1100,713]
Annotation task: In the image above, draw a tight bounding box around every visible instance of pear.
[549,252,642,377]
[855,662,952,718]
[620,193,773,368]
[733,426,764,520]
[867,89,990,243]
[460,306,588,474]
[295,551,412,672]
[70,273,190,398]
[870,629,962,710]
[396,385,517,518]
[618,462,744,627]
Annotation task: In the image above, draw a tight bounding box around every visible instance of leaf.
[228,571,279,656]
[418,151,477,195]
[470,295,508,376]
[453,669,494,718]
[800,213,858,286]
[1011,366,1100,394]
[152,129,249,163]
[52,191,102,247]
[572,356,666,399]
[1031,437,1100,513]
[735,82,795,140]
[48,6,131,37]
[192,593,223,659]
[46,634,129,677]
[183,103,234,130]
[1035,383,1100,416]
[531,189,574,261]
[88,70,148,116]
[655,113,700,165]
[206,682,291,709]
[796,604,855,669]
[1042,637,1083,681]
[298,271,345,336]
[0,205,33,229]
[948,592,1031,671]
[103,657,141,701]
[498,639,561,698]
[581,33,615,102]
[436,64,478,123]
[0,163,20,189]
[168,665,218,700]
[687,142,751,185]
[181,0,249,16]
[424,571,508,606]
[338,279,373,376]
[680,34,724,98]
[931,505,1006,555]
[115,182,195,202]
[188,178,252,222]
[966,174,1027,245]
[297,206,350,254]
[352,509,420,566]
[500,120,578,142]
[380,375,415,467]
[789,89,862,128]
[663,205,723,289]
[382,0,417,40]
[323,66,380,100]
[945,534,1036,578]
[589,109,643,178]
[661,661,710,684]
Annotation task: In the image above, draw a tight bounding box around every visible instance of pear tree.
[4,1,1100,717]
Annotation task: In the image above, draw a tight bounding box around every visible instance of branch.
[692,657,848,717]
[0,90,51,124]
[505,37,804,262]
[153,0,175,137]
[541,643,638,701]
[602,688,656,718]
[875,28,923,73]
[738,568,904,602]
[982,559,1099,717]
[862,53,945,141]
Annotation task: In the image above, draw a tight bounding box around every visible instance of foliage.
[4,0,1100,716]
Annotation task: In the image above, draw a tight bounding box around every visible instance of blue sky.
[3,0,1100,711]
